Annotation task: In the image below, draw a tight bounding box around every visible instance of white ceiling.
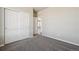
[33,7,47,12]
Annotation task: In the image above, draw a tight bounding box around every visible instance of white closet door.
[18,12,29,39]
[5,9,29,44]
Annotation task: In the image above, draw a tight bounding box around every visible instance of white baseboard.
[54,37,79,46]
[0,44,4,47]
[42,34,79,46]
[5,36,31,44]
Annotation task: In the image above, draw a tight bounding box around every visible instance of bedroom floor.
[0,35,79,51]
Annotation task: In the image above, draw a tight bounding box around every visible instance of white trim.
[42,34,79,46]
[0,44,4,47]
[54,37,79,46]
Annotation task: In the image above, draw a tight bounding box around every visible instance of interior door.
[5,8,29,44]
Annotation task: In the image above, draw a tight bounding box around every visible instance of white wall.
[38,7,79,46]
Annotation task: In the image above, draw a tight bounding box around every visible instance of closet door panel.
[5,9,29,44]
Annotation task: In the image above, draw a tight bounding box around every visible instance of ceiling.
[33,7,47,12]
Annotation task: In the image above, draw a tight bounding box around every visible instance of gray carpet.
[0,35,79,51]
